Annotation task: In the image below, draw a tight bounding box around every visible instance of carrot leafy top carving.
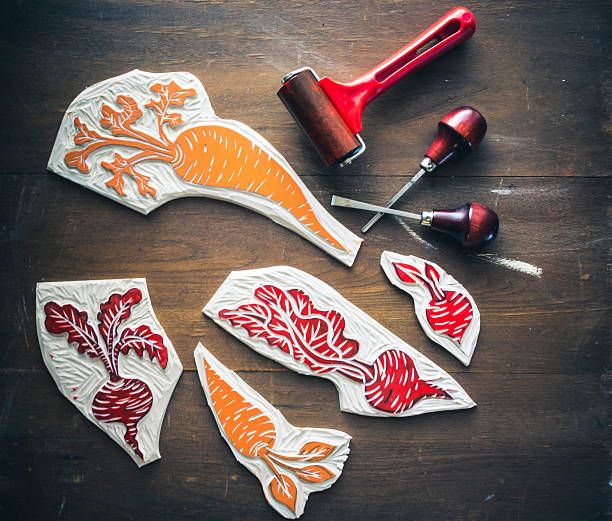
[64,81,197,198]
[145,81,196,133]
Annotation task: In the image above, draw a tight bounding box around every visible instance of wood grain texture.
[0,1,609,520]
[1,0,610,177]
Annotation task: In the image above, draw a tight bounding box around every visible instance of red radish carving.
[393,262,473,346]
[44,288,168,459]
[219,285,450,414]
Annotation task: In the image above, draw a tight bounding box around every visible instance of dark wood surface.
[0,1,609,520]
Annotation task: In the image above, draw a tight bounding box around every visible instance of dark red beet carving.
[92,377,153,459]
[44,288,168,459]
[219,285,451,413]
[364,349,450,413]
[393,262,473,345]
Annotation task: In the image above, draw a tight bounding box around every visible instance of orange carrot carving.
[195,344,350,519]
[62,80,347,252]
[205,357,276,459]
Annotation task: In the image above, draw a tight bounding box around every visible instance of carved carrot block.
[381,251,481,366]
[194,343,350,519]
[35,279,183,467]
[204,266,475,417]
[48,70,361,266]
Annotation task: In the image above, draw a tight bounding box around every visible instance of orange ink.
[200,349,347,518]
[64,81,347,252]
[205,357,276,459]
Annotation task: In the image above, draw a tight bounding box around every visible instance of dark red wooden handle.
[431,202,499,248]
[425,106,487,165]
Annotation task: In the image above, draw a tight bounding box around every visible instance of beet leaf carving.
[219,285,453,414]
[44,302,101,360]
[118,325,168,369]
[220,285,359,376]
[44,288,169,459]
[97,288,142,361]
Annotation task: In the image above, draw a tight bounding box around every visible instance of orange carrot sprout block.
[194,343,350,519]
[48,70,362,266]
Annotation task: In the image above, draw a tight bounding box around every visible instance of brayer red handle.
[319,6,476,134]
[363,6,476,96]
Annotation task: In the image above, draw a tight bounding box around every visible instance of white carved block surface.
[194,343,350,519]
[381,251,481,366]
[203,266,476,417]
[36,278,183,467]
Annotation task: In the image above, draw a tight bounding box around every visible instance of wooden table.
[1,1,609,520]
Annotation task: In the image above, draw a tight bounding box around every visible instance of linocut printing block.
[204,266,475,417]
[381,251,480,366]
[48,69,362,266]
[36,278,183,466]
[194,343,350,519]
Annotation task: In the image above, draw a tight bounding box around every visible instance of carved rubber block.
[194,344,350,519]
[48,69,361,266]
[381,251,480,366]
[35,279,182,467]
[203,266,475,417]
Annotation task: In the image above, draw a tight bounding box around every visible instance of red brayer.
[278,6,476,167]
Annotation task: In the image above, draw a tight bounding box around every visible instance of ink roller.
[277,6,476,167]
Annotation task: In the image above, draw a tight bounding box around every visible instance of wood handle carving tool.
[277,6,476,167]
[362,106,487,233]
[331,196,499,248]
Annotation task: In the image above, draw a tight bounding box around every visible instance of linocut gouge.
[331,196,499,248]
[362,106,487,233]
[277,6,476,167]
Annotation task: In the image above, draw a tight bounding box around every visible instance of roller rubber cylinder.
[277,69,361,167]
